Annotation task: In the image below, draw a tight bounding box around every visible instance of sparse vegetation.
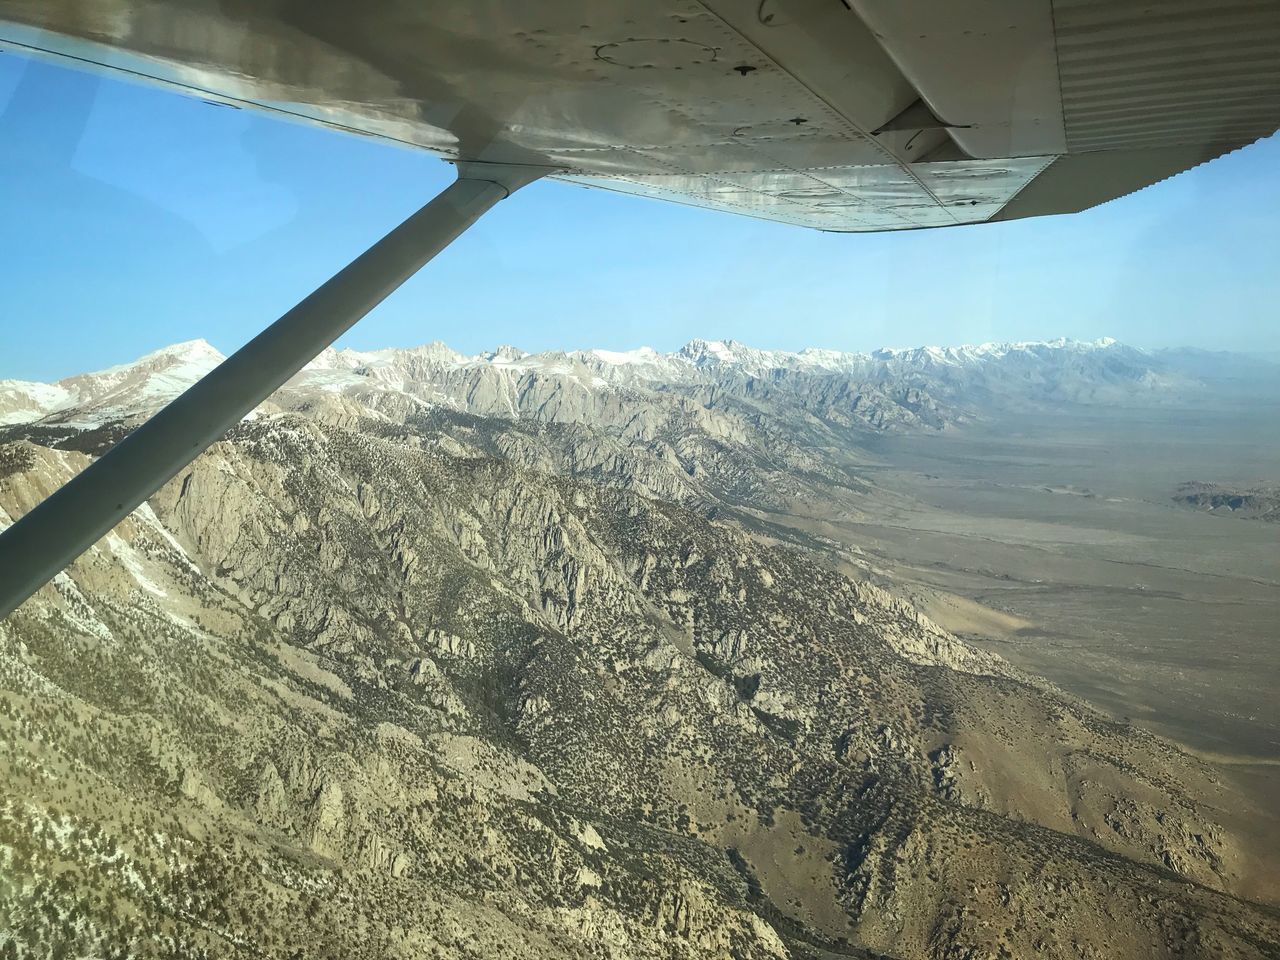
[1,341,1276,958]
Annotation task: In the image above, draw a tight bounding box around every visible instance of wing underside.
[1,0,1276,231]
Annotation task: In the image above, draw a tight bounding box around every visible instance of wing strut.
[0,163,548,620]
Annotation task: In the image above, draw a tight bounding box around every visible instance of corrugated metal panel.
[1053,0,1280,152]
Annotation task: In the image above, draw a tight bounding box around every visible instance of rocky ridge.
[1174,481,1280,523]
[0,338,1276,959]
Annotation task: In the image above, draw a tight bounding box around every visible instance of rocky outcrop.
[0,346,1275,959]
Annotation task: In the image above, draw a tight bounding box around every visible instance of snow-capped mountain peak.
[483,345,528,364]
[1,333,1185,433]
[56,338,225,388]
[132,338,225,367]
[1,339,227,427]
[586,346,663,366]
[51,339,226,423]
[677,338,763,368]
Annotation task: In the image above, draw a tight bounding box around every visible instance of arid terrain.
[1,335,1277,958]
[854,405,1280,761]
[805,402,1280,904]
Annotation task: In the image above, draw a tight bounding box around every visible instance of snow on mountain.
[482,344,529,364]
[54,339,225,426]
[0,339,225,427]
[297,335,1141,389]
[674,338,807,373]
[573,335,1140,384]
[3,334,1182,431]
[870,336,1121,366]
[587,347,664,366]
[298,342,466,394]
[0,380,74,426]
[855,336,1185,403]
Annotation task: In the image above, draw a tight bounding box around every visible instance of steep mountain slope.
[0,340,224,427]
[1,338,1275,959]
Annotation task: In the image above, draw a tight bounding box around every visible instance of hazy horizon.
[5,329,1280,385]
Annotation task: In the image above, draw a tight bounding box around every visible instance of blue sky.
[1,51,1277,382]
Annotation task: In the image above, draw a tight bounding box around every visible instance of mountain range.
[1,335,1276,959]
[0,335,1194,431]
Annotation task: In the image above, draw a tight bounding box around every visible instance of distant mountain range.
[3,331,1279,958]
[0,335,1229,433]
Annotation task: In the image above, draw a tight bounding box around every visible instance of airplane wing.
[1,0,1277,232]
[2,0,1279,618]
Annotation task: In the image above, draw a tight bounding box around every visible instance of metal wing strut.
[0,163,548,620]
